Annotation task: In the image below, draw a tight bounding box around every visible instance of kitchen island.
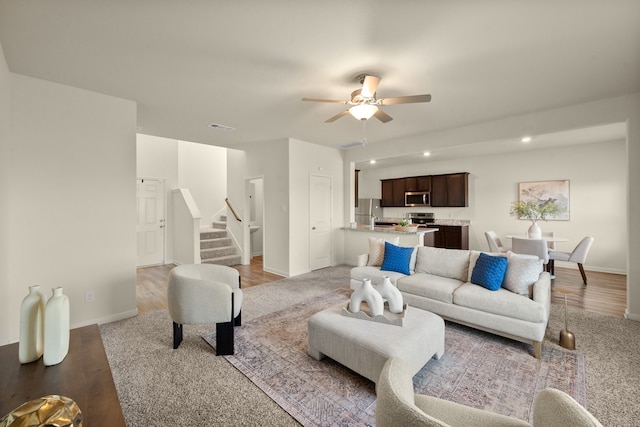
[343,225,438,266]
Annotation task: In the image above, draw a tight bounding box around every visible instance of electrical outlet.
[85,290,95,303]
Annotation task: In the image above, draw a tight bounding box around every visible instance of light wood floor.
[136,258,627,318]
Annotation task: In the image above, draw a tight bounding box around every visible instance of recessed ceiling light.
[208,123,236,131]
[521,136,532,143]
[423,152,431,157]
[370,160,376,164]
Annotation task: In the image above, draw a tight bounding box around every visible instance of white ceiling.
[1,1,638,154]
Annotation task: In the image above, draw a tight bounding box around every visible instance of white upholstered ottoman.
[307,302,445,383]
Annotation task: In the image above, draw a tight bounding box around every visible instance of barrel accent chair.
[167,264,243,355]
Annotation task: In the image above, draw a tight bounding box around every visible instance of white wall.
[136,134,227,264]
[227,140,290,276]
[358,140,626,273]
[4,72,137,344]
[344,93,640,320]
[289,138,345,276]
[0,43,12,344]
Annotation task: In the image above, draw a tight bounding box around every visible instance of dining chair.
[541,231,556,250]
[548,236,594,285]
[485,231,511,253]
[512,237,549,265]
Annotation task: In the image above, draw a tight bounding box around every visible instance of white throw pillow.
[367,236,400,266]
[502,251,543,297]
[415,246,470,282]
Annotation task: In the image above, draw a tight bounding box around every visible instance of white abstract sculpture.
[350,278,384,317]
[378,276,404,314]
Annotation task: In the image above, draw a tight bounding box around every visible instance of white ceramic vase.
[377,276,404,314]
[527,221,542,239]
[43,287,70,366]
[350,278,384,317]
[19,285,46,364]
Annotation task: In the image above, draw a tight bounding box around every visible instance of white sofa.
[350,245,551,358]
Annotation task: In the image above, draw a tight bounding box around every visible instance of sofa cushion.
[381,242,415,275]
[367,236,400,266]
[397,273,463,304]
[470,253,508,291]
[453,282,547,323]
[502,252,544,296]
[415,246,470,282]
[350,266,406,287]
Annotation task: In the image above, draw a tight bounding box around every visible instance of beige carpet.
[99,266,640,426]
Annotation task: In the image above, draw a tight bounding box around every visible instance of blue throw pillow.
[380,242,415,275]
[471,253,508,291]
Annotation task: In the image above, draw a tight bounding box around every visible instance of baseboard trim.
[71,309,139,330]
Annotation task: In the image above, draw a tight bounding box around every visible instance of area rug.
[204,289,587,426]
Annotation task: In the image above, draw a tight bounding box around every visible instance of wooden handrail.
[225,197,242,222]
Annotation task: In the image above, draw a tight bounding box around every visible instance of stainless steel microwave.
[405,191,430,207]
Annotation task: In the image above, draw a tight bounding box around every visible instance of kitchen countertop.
[344,224,438,234]
[370,218,471,227]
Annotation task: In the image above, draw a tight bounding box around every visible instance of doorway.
[136,178,166,266]
[309,174,332,270]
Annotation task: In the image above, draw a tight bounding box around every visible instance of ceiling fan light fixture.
[349,104,378,120]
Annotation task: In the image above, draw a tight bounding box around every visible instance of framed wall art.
[518,180,570,220]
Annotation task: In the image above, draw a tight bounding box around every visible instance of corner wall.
[0,43,12,344]
[4,73,138,343]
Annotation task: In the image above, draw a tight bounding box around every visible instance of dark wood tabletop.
[0,324,126,426]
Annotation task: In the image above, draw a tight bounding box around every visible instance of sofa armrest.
[532,271,552,318]
[357,253,369,267]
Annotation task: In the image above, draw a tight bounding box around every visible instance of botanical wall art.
[518,180,570,221]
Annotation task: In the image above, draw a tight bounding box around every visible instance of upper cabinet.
[430,172,469,207]
[381,173,467,207]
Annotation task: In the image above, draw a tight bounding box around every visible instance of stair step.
[201,246,237,259]
[200,237,232,249]
[200,229,227,239]
[211,221,226,230]
[220,215,227,222]
[201,254,241,267]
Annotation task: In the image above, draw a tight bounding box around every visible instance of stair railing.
[225,197,242,222]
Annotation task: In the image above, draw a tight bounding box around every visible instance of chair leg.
[216,321,234,355]
[578,263,588,285]
[173,322,183,349]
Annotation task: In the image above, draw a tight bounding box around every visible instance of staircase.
[200,216,241,266]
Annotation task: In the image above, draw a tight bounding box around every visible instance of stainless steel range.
[407,212,435,225]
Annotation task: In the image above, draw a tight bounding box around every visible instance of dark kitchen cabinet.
[430,173,469,207]
[381,176,433,207]
[426,225,469,250]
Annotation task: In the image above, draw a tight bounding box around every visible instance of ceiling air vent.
[208,123,235,131]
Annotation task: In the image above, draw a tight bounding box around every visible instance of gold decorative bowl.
[394,225,419,232]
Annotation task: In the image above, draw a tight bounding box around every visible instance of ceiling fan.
[302,74,431,123]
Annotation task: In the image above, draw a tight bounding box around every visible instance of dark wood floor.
[136,258,627,318]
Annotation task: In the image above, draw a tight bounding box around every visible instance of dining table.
[505,234,569,243]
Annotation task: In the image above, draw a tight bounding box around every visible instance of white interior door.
[136,178,165,266]
[310,175,332,270]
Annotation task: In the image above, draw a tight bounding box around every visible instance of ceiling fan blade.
[379,94,431,105]
[374,109,393,123]
[302,97,348,104]
[325,110,350,123]
[360,75,380,98]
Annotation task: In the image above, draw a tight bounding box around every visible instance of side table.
[554,287,576,350]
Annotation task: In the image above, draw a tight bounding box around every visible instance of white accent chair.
[548,236,594,285]
[376,357,603,427]
[512,237,549,266]
[485,231,511,253]
[167,264,243,355]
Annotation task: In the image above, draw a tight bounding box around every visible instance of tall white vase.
[350,278,384,317]
[43,287,70,366]
[378,276,404,314]
[19,285,46,363]
[527,221,542,239]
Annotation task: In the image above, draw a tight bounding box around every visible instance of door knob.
[312,227,316,230]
